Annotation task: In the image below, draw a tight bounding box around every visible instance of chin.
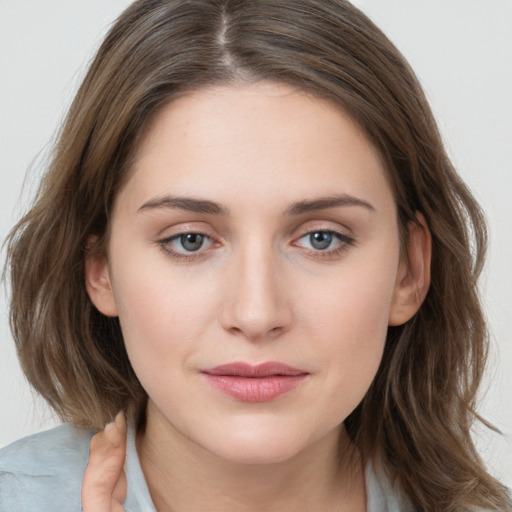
[205,425,315,466]
[214,443,303,466]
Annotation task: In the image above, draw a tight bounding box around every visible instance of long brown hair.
[4,0,510,509]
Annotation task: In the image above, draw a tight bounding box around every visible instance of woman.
[1,1,510,510]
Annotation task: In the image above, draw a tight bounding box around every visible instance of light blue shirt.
[0,424,412,511]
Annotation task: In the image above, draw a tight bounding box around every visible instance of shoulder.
[365,463,511,512]
[365,462,414,512]
[0,424,94,512]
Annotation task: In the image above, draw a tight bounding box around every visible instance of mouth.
[200,362,309,402]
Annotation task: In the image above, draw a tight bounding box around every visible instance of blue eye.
[308,231,334,250]
[294,230,353,256]
[159,232,214,257]
[178,233,206,252]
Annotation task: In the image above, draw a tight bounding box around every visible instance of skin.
[85,81,431,511]
[82,413,127,512]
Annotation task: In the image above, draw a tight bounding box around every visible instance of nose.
[219,242,293,341]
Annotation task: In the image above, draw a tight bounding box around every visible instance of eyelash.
[293,230,355,260]
[157,229,355,262]
[157,231,215,261]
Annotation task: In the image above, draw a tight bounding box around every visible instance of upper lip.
[201,362,307,378]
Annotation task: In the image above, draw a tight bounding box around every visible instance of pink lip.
[201,362,308,402]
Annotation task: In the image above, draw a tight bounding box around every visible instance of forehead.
[117,81,393,214]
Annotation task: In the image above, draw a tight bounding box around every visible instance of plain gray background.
[1,0,511,487]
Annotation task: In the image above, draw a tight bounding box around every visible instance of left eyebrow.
[285,194,376,215]
[138,196,229,215]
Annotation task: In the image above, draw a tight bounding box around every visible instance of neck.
[137,402,366,512]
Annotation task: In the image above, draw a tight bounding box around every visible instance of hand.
[82,412,128,512]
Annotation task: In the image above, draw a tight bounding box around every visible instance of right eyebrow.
[137,196,229,215]
[284,194,376,215]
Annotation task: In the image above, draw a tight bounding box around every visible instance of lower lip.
[202,374,307,402]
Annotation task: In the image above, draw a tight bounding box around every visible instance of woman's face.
[88,82,415,464]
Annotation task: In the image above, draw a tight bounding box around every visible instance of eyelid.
[291,227,355,260]
[155,220,216,238]
[293,228,354,247]
[156,226,221,261]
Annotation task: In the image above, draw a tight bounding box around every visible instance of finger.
[111,502,125,512]
[110,413,128,508]
[112,467,128,504]
[82,412,128,512]
[106,411,127,451]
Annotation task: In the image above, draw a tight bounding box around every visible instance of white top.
[0,423,413,511]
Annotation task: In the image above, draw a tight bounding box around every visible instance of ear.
[388,212,432,326]
[85,238,119,317]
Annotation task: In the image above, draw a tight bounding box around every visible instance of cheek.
[315,285,389,375]
[109,259,217,377]
[303,242,398,338]
[302,248,398,405]
[111,274,212,416]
